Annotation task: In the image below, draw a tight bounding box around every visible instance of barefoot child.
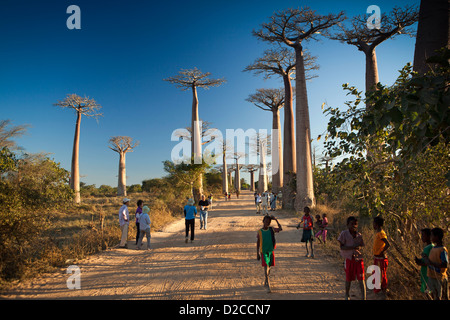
[372,216,390,296]
[337,216,366,300]
[257,215,282,293]
[297,207,314,258]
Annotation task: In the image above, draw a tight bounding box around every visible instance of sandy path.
[1,191,345,300]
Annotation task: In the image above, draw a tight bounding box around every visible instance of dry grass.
[0,191,181,291]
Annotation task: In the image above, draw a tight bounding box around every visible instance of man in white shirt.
[119,198,130,248]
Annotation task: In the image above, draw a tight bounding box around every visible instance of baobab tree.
[331,5,418,94]
[244,48,318,200]
[413,0,450,74]
[245,164,259,192]
[254,7,345,209]
[0,119,29,150]
[246,88,285,193]
[233,152,246,192]
[164,68,226,201]
[108,136,139,197]
[249,132,270,193]
[54,94,103,204]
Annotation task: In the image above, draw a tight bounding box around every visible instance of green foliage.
[321,52,449,226]
[162,158,211,193]
[0,151,73,280]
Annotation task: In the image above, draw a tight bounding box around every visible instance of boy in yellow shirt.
[372,216,390,296]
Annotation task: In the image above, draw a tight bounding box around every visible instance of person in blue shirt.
[184,198,198,243]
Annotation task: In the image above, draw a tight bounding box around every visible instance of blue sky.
[0,0,419,187]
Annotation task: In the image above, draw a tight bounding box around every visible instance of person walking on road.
[184,199,197,243]
[199,194,210,230]
[257,215,283,293]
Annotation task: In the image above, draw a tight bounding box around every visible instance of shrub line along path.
[2,191,345,300]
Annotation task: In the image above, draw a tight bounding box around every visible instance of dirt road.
[1,191,345,300]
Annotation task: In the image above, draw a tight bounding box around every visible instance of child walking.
[297,207,314,258]
[422,227,448,300]
[372,216,390,296]
[314,214,323,243]
[337,216,366,300]
[257,215,282,293]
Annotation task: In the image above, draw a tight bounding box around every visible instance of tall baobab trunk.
[272,108,283,193]
[294,46,315,210]
[222,152,228,194]
[282,74,296,208]
[258,142,268,193]
[191,85,203,201]
[250,170,255,192]
[71,110,81,204]
[235,164,241,191]
[365,48,379,93]
[118,152,127,197]
[413,0,450,74]
[191,85,202,163]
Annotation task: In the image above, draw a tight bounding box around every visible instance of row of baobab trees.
[163,4,421,210]
[57,1,445,209]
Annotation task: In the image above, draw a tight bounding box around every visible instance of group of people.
[254,191,279,214]
[183,194,212,243]
[258,208,448,300]
[336,215,448,300]
[118,194,448,300]
[118,198,151,250]
[295,207,329,258]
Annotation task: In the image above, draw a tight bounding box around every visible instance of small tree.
[54,94,103,204]
[108,136,139,197]
[0,120,29,150]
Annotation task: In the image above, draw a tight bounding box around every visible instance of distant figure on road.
[199,194,210,230]
[257,215,282,293]
[208,193,213,210]
[118,198,131,248]
[270,192,277,211]
[255,193,262,214]
[261,192,269,215]
[297,206,314,258]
